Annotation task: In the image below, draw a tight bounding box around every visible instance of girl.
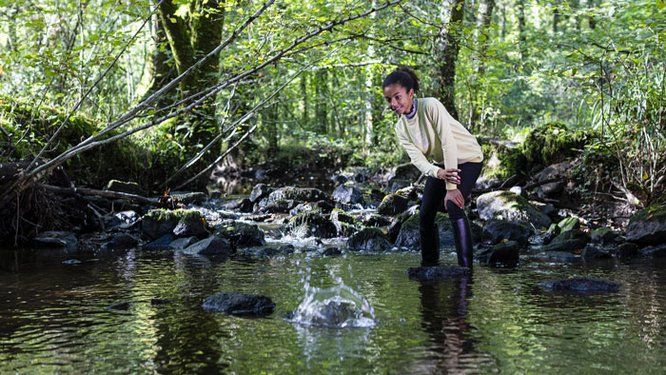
[383,67,483,268]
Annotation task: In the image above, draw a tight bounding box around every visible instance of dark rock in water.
[202,292,275,316]
[172,214,208,238]
[62,259,82,265]
[330,210,361,237]
[237,198,254,213]
[150,298,170,306]
[537,278,620,294]
[626,205,666,246]
[321,247,342,256]
[582,243,613,260]
[476,190,551,229]
[387,163,420,186]
[395,212,453,250]
[288,211,338,239]
[290,200,335,216]
[590,227,618,244]
[639,243,666,258]
[169,236,198,250]
[249,183,274,203]
[477,241,520,267]
[107,301,131,311]
[171,191,207,205]
[33,231,78,252]
[541,229,590,253]
[407,266,470,281]
[144,234,176,251]
[141,209,206,240]
[331,174,348,185]
[377,193,409,216]
[103,210,139,229]
[332,184,365,205]
[482,219,533,245]
[105,180,145,196]
[614,242,639,259]
[258,199,296,213]
[216,221,266,248]
[359,213,392,228]
[532,251,579,263]
[183,236,233,256]
[101,233,138,251]
[237,244,295,258]
[256,186,329,213]
[347,228,392,252]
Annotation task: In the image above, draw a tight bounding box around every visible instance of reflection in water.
[416,275,496,372]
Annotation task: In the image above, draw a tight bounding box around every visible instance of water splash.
[289,263,376,328]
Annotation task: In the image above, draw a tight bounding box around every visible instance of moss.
[520,122,590,167]
[144,208,202,222]
[401,211,449,230]
[629,204,666,224]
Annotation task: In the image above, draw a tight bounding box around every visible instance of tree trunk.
[553,4,560,33]
[141,8,177,110]
[434,0,466,120]
[301,72,309,127]
[314,69,328,134]
[516,0,527,61]
[470,0,495,128]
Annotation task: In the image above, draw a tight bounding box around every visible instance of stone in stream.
[169,236,199,250]
[540,229,590,253]
[182,236,233,257]
[103,210,139,229]
[100,232,138,251]
[202,292,275,317]
[590,227,619,244]
[287,210,338,239]
[332,184,365,206]
[144,234,176,251]
[639,243,666,258]
[236,245,295,258]
[249,183,275,203]
[626,205,666,246]
[170,191,207,205]
[141,209,207,240]
[395,212,454,250]
[377,193,410,216]
[407,266,470,281]
[215,221,266,248]
[614,242,640,259]
[537,278,620,294]
[256,186,329,213]
[347,228,392,252]
[531,251,579,263]
[33,231,78,252]
[476,190,551,229]
[581,243,613,261]
[477,241,521,267]
[482,219,534,245]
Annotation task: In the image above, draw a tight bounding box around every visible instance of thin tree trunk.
[315,69,328,134]
[517,0,527,61]
[470,0,495,128]
[434,0,466,120]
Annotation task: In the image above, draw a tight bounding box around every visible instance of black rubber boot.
[451,217,474,269]
[419,223,440,267]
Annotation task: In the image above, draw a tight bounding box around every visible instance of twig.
[39,184,160,206]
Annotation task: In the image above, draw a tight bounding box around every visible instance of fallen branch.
[39,184,159,206]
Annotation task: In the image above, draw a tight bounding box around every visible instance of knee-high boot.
[420,223,440,267]
[450,217,474,268]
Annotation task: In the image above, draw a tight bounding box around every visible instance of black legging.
[419,162,483,265]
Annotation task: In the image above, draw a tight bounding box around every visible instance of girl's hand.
[444,189,465,209]
[437,168,461,185]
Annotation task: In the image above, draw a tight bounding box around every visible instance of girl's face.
[383,83,414,115]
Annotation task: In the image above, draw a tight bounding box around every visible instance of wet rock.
[141,209,207,240]
[476,190,551,229]
[330,210,361,237]
[62,259,82,265]
[237,198,254,213]
[581,243,613,260]
[238,244,295,258]
[33,231,78,252]
[144,234,176,251]
[347,228,392,252]
[537,278,619,294]
[395,212,454,250]
[105,180,145,196]
[614,242,640,259]
[477,241,520,267]
[531,251,579,263]
[103,210,139,229]
[169,236,198,250]
[358,213,392,228]
[626,205,666,246]
[482,219,533,245]
[590,227,619,244]
[215,221,266,248]
[258,199,297,213]
[407,266,470,281]
[202,292,275,316]
[101,233,138,251]
[387,163,420,192]
[321,247,342,256]
[256,186,329,213]
[377,193,409,216]
[249,183,274,203]
[290,200,335,216]
[543,217,581,244]
[171,191,207,205]
[532,161,571,198]
[288,211,338,238]
[173,214,209,238]
[541,229,590,253]
[639,243,666,258]
[183,236,233,256]
[332,184,364,205]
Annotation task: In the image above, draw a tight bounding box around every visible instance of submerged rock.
[215,221,266,248]
[288,210,338,238]
[395,212,453,250]
[33,231,78,252]
[477,241,520,267]
[347,228,392,252]
[183,236,233,256]
[626,205,666,246]
[537,278,620,294]
[144,234,176,251]
[202,292,275,316]
[100,232,138,251]
[407,266,470,281]
[482,219,533,245]
[476,190,551,229]
[332,184,364,205]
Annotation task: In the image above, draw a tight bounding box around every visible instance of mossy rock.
[520,122,590,167]
[626,204,666,245]
[215,221,266,248]
[395,211,453,250]
[330,209,362,236]
[347,228,392,252]
[476,190,551,229]
[377,193,409,216]
[287,210,338,239]
[141,209,205,240]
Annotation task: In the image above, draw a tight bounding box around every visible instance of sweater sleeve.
[426,99,459,190]
[395,124,440,178]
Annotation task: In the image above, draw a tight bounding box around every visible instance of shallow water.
[1,246,665,374]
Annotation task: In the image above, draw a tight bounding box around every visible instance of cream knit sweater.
[395,97,484,190]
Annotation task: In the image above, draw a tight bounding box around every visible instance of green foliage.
[520,122,590,167]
